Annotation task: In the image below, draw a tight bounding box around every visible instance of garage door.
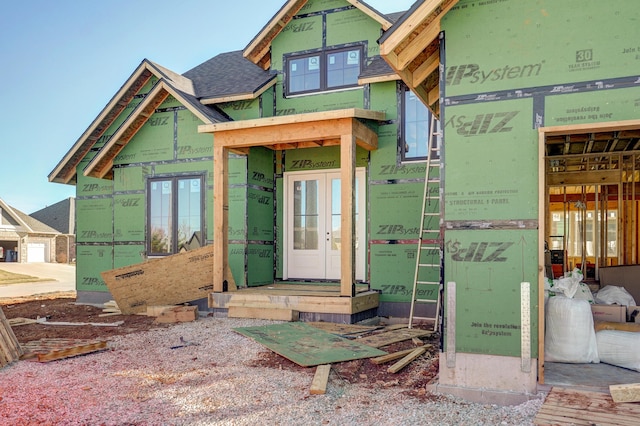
[27,243,46,263]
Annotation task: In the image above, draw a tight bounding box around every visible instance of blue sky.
[0,0,414,214]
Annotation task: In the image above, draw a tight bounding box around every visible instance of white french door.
[285,168,365,280]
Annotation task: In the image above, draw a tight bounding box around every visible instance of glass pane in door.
[293,180,319,250]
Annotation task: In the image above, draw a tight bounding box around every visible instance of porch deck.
[209,283,379,323]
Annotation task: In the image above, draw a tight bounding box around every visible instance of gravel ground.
[0,317,544,425]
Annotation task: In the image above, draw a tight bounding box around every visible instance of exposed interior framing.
[538,118,640,384]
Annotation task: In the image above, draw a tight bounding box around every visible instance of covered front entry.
[199,108,384,298]
[284,168,366,281]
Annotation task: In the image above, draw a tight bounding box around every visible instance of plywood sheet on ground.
[534,386,640,426]
[233,322,386,367]
[101,245,219,314]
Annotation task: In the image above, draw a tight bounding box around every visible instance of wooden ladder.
[408,114,443,331]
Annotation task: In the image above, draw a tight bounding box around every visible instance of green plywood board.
[247,244,274,287]
[444,99,538,221]
[369,244,416,303]
[275,177,284,278]
[326,7,379,50]
[76,170,113,196]
[219,99,262,122]
[114,245,146,269]
[299,0,349,15]
[248,147,274,187]
[234,322,386,367]
[229,187,247,240]
[229,243,246,288]
[247,188,273,241]
[443,0,640,96]
[369,183,423,240]
[444,229,539,357]
[176,109,213,160]
[270,15,323,70]
[114,166,146,192]
[228,156,247,186]
[369,81,398,120]
[113,194,145,242]
[76,245,113,292]
[545,87,640,127]
[284,146,368,172]
[76,198,113,243]
[118,110,174,163]
[275,82,364,115]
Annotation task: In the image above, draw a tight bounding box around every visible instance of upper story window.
[286,45,363,96]
[148,176,204,255]
[400,84,439,162]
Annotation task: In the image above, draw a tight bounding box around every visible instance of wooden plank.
[356,328,431,348]
[21,338,107,362]
[310,364,331,395]
[146,305,178,317]
[0,306,23,366]
[233,322,386,367]
[534,387,640,426]
[100,245,216,314]
[610,383,640,403]
[387,347,427,373]
[154,306,198,324]
[8,317,37,326]
[370,348,420,365]
[228,306,299,322]
[340,132,355,297]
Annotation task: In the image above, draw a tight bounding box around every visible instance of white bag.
[596,330,640,372]
[595,285,636,306]
[545,296,599,363]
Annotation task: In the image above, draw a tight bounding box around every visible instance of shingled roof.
[30,197,75,234]
[184,51,277,104]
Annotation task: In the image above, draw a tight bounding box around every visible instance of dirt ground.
[1,294,440,400]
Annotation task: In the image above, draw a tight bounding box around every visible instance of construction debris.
[310,364,332,395]
[35,317,124,327]
[154,306,198,324]
[0,306,23,368]
[21,338,108,362]
[169,336,200,350]
[610,383,640,403]
[101,245,228,314]
[387,347,427,373]
[7,317,37,326]
[370,346,432,365]
[356,327,431,348]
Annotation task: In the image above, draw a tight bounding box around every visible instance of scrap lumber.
[21,338,108,362]
[154,306,198,323]
[101,245,233,314]
[8,317,37,326]
[35,317,124,327]
[356,328,431,348]
[387,347,427,373]
[370,348,418,365]
[0,306,23,368]
[310,364,332,395]
[146,305,179,317]
[610,383,640,403]
[228,305,299,321]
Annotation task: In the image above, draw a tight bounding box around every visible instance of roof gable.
[84,78,229,180]
[0,198,58,234]
[244,0,395,70]
[379,0,459,116]
[30,197,75,234]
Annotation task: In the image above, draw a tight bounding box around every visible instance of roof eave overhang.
[198,108,385,154]
[84,80,218,180]
[379,0,460,117]
[358,73,401,85]
[48,61,158,185]
[200,77,278,105]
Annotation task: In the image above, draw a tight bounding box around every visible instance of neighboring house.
[0,198,60,263]
[50,0,434,317]
[30,197,76,264]
[380,0,640,404]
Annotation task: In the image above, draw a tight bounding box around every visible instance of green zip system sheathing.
[435,0,640,397]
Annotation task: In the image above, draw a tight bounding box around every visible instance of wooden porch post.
[213,143,229,292]
[340,132,356,297]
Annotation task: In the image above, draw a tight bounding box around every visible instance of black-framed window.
[148,175,204,255]
[286,45,363,96]
[400,85,438,162]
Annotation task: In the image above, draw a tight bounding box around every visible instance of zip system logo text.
[446,62,544,86]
